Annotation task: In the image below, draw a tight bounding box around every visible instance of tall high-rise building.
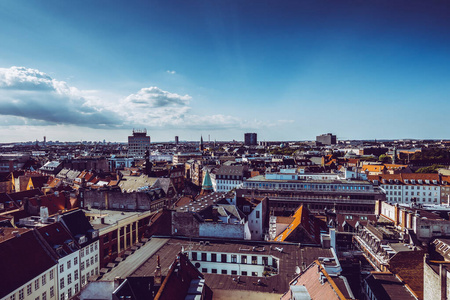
[128,129,151,158]
[316,133,337,145]
[244,133,257,146]
[175,136,179,145]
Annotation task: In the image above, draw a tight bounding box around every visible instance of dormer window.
[404,179,409,184]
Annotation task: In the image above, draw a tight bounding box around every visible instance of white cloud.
[124,86,190,108]
[166,70,176,74]
[0,66,122,128]
[0,66,275,134]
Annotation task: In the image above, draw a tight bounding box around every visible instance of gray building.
[316,133,337,145]
[128,129,151,158]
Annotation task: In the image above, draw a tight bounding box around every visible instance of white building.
[369,174,441,204]
[215,165,246,192]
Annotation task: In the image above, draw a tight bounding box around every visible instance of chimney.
[154,255,162,286]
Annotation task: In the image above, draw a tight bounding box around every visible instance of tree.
[378,154,391,163]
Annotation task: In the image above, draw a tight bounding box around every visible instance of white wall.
[2,266,58,300]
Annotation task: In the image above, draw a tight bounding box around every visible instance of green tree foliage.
[415,164,444,173]
[411,148,450,160]
[270,147,296,156]
[378,154,391,163]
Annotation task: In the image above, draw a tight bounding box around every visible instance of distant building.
[244,133,257,146]
[316,133,337,145]
[127,129,151,158]
[175,135,179,145]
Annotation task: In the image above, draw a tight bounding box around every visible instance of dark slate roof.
[0,229,57,298]
[364,273,416,300]
[114,277,160,300]
[37,222,80,258]
[60,209,97,245]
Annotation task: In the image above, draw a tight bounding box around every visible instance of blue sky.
[0,0,449,142]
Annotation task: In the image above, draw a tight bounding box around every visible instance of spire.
[199,135,204,152]
[200,169,213,195]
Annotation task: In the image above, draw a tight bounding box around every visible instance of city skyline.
[0,1,449,143]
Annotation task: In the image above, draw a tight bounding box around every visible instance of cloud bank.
[0,66,271,132]
[0,66,122,128]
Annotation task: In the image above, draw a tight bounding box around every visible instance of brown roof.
[389,251,424,299]
[130,238,334,295]
[281,261,350,300]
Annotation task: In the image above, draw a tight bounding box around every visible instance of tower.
[200,169,213,195]
[199,135,204,152]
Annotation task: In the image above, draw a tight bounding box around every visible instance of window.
[231,255,237,263]
[67,260,71,269]
[241,255,247,264]
[60,293,64,300]
[50,287,54,298]
[60,264,64,273]
[86,259,90,268]
[68,274,72,285]
[231,270,238,275]
[82,275,86,285]
[35,279,39,290]
[262,257,268,265]
[75,284,79,293]
[242,271,248,276]
[90,244,94,253]
[81,262,85,271]
[42,274,46,286]
[19,289,24,300]
[60,278,64,289]
[192,252,197,261]
[252,272,258,276]
[81,249,84,258]
[256,211,260,218]
[201,268,207,273]
[201,253,207,261]
[95,243,98,251]
[67,288,72,298]
[211,253,217,262]
[221,269,227,274]
[211,269,217,274]
[95,254,98,263]
[75,270,79,280]
[35,297,39,300]
[74,257,78,265]
[252,256,257,265]
[221,254,227,262]
[10,294,15,300]
[86,247,89,255]
[50,270,54,280]
[91,257,94,265]
[42,292,46,300]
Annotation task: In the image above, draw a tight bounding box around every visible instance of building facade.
[244,133,257,146]
[127,129,151,158]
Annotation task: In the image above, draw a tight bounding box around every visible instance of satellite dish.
[295,266,301,274]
